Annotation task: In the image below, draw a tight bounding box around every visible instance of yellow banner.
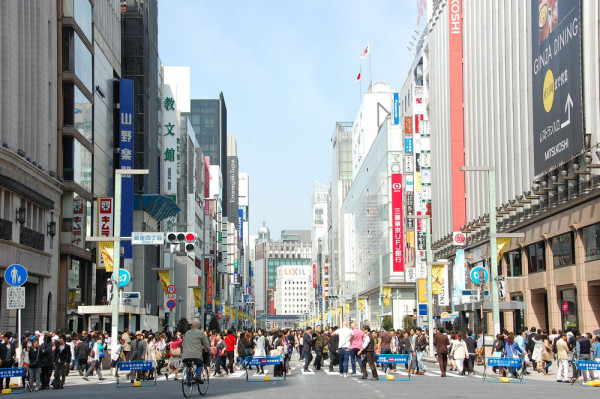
[225,305,230,317]
[497,237,512,263]
[99,241,114,272]
[432,265,444,294]
[215,299,220,307]
[344,303,350,314]
[383,286,391,306]
[417,279,427,303]
[68,290,77,309]
[193,288,201,307]
[337,306,342,317]
[359,298,365,310]
[407,231,415,248]
[157,270,170,295]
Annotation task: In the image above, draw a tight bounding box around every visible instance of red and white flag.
[356,69,361,84]
[359,42,370,59]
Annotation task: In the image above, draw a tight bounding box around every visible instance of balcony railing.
[20,226,45,251]
[0,219,11,240]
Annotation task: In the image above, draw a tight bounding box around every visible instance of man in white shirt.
[333,322,353,378]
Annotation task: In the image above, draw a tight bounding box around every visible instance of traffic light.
[166,232,197,253]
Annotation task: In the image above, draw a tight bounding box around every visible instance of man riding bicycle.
[181,320,211,382]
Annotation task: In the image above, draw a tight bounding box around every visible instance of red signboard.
[391,173,404,272]
[414,114,424,134]
[404,117,413,134]
[204,156,210,199]
[312,263,316,289]
[449,0,466,230]
[206,258,213,305]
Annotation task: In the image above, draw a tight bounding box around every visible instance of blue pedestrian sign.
[111,269,131,288]
[5,264,27,287]
[418,304,427,316]
[470,266,489,285]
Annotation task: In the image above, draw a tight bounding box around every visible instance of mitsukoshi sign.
[531,0,583,176]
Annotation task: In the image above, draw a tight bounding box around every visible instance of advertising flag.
[193,288,202,307]
[382,286,391,306]
[497,237,512,263]
[99,241,114,272]
[359,298,365,310]
[344,303,350,314]
[157,270,170,295]
[431,264,444,295]
[225,305,230,317]
[417,279,427,303]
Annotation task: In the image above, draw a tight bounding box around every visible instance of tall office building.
[0,1,62,332]
[188,95,228,215]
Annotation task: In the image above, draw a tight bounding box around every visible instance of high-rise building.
[0,1,62,332]
[275,265,311,316]
[188,95,228,214]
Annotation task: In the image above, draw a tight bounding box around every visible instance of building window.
[527,241,546,273]
[505,249,522,277]
[560,288,578,331]
[583,223,600,261]
[551,232,575,268]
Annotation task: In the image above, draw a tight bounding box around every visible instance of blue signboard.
[111,269,131,288]
[405,138,413,154]
[4,264,28,287]
[238,209,244,242]
[470,266,489,285]
[393,93,400,125]
[119,78,135,259]
[418,303,427,316]
[487,357,522,368]
[0,367,27,378]
[207,304,213,313]
[118,361,154,371]
[246,356,283,366]
[575,360,600,371]
[375,354,409,364]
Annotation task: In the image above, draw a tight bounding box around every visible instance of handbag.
[171,347,181,357]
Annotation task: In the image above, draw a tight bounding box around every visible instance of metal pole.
[488,169,500,336]
[425,216,434,357]
[355,276,359,325]
[379,254,383,328]
[111,172,122,354]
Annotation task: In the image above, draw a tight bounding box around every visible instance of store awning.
[133,194,179,221]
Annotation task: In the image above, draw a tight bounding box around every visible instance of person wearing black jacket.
[76,336,89,376]
[328,327,339,372]
[39,335,54,390]
[0,332,16,389]
[464,330,477,376]
[28,340,42,391]
[302,327,314,372]
[52,335,71,389]
[358,326,378,380]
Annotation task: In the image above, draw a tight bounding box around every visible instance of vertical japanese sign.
[449,0,466,230]
[206,258,213,305]
[161,85,178,200]
[238,209,244,242]
[404,117,413,133]
[119,78,134,258]
[204,156,210,199]
[531,0,583,175]
[312,263,317,288]
[72,198,84,248]
[391,173,404,272]
[96,197,114,269]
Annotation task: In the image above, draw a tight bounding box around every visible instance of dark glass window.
[505,249,522,277]
[551,232,575,268]
[583,223,600,261]
[527,241,546,273]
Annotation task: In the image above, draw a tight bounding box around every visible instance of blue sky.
[158,0,421,238]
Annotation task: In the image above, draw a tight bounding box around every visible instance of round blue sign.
[5,264,27,287]
[166,299,176,309]
[470,266,489,285]
[111,269,131,288]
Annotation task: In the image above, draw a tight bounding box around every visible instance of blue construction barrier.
[116,360,156,388]
[483,357,525,383]
[0,367,30,393]
[574,360,600,387]
[375,354,412,381]
[244,356,285,382]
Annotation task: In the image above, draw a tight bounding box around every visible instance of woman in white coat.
[450,333,468,375]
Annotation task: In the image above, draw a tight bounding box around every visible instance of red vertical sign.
[391,174,404,272]
[204,156,210,199]
[449,0,466,230]
[312,263,316,288]
[205,258,213,305]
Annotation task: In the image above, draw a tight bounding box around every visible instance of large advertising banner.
[531,0,583,175]
[391,173,404,272]
[119,78,134,258]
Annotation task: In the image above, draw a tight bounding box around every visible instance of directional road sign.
[111,269,131,288]
[5,264,27,287]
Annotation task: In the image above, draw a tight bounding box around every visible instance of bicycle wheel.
[197,365,209,396]
[181,366,194,398]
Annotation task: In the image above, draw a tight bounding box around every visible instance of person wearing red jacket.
[224,330,237,374]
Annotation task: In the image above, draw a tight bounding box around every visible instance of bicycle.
[181,358,209,397]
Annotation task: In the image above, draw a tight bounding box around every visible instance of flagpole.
[368,40,372,87]
[359,66,362,105]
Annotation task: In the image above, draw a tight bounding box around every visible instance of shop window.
[551,232,575,268]
[527,241,546,273]
[505,249,522,277]
[560,288,578,331]
[583,222,600,261]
